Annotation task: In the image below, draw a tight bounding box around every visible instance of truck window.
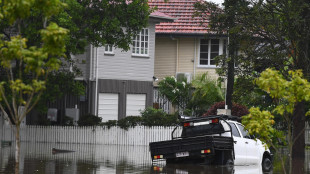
[229,123,241,137]
[236,124,251,139]
[181,123,225,137]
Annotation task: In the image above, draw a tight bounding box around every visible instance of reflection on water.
[0,142,309,174]
[150,163,273,174]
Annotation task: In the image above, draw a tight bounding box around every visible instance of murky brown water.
[0,142,310,174]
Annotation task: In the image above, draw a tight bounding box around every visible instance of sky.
[208,0,224,6]
[207,0,224,4]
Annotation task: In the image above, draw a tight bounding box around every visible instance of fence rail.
[2,124,310,145]
[0,125,182,146]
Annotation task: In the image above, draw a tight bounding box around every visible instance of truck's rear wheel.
[262,157,272,172]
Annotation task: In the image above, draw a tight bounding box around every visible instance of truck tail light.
[153,166,163,171]
[183,122,193,127]
[201,149,211,154]
[211,118,219,124]
[154,155,163,159]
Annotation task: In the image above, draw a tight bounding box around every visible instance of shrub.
[117,116,143,130]
[141,107,179,126]
[100,120,117,128]
[78,114,102,126]
[203,101,249,117]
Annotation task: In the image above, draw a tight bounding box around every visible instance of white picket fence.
[0,125,182,145]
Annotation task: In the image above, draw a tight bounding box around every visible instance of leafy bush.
[100,107,179,130]
[100,120,117,128]
[203,101,249,117]
[141,107,178,126]
[117,116,143,130]
[78,114,102,126]
[190,73,224,116]
[63,116,74,126]
[158,76,192,111]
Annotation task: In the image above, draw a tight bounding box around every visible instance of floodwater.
[0,142,309,174]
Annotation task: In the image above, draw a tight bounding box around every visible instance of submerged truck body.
[149,115,272,171]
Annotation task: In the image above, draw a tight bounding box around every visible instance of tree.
[0,0,150,123]
[0,0,150,58]
[242,68,310,174]
[0,1,68,173]
[195,1,310,171]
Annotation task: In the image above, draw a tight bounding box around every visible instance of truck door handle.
[234,141,237,144]
[245,142,248,144]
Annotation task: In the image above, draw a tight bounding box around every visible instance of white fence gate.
[1,125,182,146]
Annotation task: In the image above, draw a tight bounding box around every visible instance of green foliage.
[141,107,178,126]
[35,70,85,113]
[158,76,192,110]
[256,69,310,116]
[242,107,285,149]
[242,69,310,174]
[117,116,143,130]
[190,73,224,116]
[78,114,102,126]
[63,116,74,126]
[233,76,274,110]
[0,0,68,126]
[100,107,179,130]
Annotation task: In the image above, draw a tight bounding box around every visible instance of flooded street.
[0,142,310,174]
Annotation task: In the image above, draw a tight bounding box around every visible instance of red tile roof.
[148,0,210,34]
[150,11,176,21]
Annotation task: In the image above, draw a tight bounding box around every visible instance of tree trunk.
[226,56,234,110]
[15,124,20,174]
[291,101,305,174]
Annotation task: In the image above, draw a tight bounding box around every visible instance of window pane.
[211,53,219,59]
[200,59,208,65]
[132,28,149,55]
[200,53,208,58]
[200,44,209,52]
[201,39,209,44]
[211,45,219,52]
[223,39,227,54]
[237,124,250,139]
[210,59,216,65]
[229,123,241,137]
[211,39,219,44]
[145,29,148,35]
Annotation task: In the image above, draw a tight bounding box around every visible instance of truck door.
[229,123,247,165]
[236,123,260,164]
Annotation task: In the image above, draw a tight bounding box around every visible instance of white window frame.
[104,44,114,54]
[132,28,149,57]
[198,38,227,68]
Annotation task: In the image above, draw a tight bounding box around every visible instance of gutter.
[176,38,179,73]
[194,38,196,77]
[95,47,99,116]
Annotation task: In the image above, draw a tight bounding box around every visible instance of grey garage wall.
[93,79,153,119]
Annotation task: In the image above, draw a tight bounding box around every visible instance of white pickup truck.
[149,115,273,172]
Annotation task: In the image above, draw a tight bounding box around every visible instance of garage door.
[98,93,119,122]
[126,94,146,116]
